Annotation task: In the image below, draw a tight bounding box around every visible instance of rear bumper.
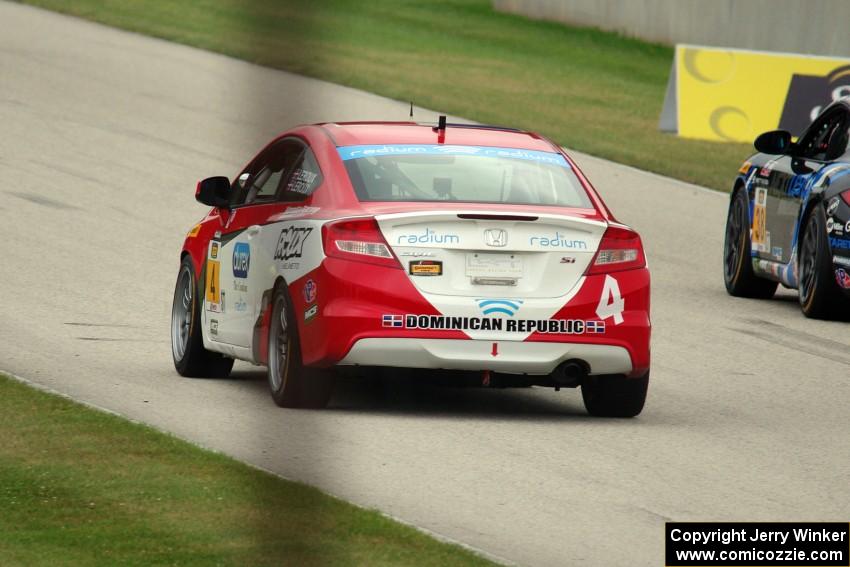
[291,258,650,377]
[338,338,633,375]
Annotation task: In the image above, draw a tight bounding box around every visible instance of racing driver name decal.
[382,314,605,334]
[274,226,313,269]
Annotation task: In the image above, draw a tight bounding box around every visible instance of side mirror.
[754,130,793,155]
[195,176,231,208]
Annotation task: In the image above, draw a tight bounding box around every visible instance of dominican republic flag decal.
[382,314,404,328]
[585,320,606,334]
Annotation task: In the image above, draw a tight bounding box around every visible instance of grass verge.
[19,0,748,191]
[0,374,496,566]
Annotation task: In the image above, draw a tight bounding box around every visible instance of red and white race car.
[171,119,651,416]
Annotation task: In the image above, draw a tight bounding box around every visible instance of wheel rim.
[724,196,746,283]
[799,216,819,304]
[268,296,290,391]
[171,266,193,361]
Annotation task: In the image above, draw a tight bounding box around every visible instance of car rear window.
[339,144,593,208]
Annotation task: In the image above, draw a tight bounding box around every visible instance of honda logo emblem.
[484,229,508,247]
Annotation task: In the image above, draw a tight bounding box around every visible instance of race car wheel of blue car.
[171,256,234,378]
[724,188,778,299]
[581,372,649,418]
[267,285,333,409]
[798,206,849,319]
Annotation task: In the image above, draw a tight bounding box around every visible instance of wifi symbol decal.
[476,299,524,317]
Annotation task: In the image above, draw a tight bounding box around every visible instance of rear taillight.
[585,225,646,275]
[321,217,402,269]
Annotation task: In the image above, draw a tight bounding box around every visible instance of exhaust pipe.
[551,360,589,390]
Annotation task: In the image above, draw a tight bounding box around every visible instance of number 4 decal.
[205,260,221,304]
[596,275,624,325]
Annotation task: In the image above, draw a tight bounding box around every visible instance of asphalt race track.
[2,4,848,566]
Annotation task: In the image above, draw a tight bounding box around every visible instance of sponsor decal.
[381,314,606,334]
[560,257,576,264]
[738,161,751,175]
[845,220,850,233]
[338,144,572,168]
[399,251,434,257]
[476,298,523,316]
[529,232,588,249]
[187,224,201,238]
[483,228,508,247]
[234,297,248,312]
[409,260,443,276]
[836,268,850,289]
[232,280,247,292]
[758,167,771,178]
[827,197,840,216]
[772,246,783,259]
[205,260,221,305]
[833,255,850,267]
[826,218,835,233]
[286,169,319,194]
[303,279,317,303]
[304,304,318,322]
[268,206,321,222]
[829,237,850,250]
[210,319,218,336]
[274,227,313,261]
[210,241,219,259]
[232,242,250,278]
[397,228,459,245]
[224,208,237,230]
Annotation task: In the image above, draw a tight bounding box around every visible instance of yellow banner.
[676,45,850,142]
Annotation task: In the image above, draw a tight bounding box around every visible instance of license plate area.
[465,252,523,278]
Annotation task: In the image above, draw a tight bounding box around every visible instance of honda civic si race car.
[724,98,850,318]
[171,119,651,417]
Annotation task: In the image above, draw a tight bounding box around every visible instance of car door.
[208,139,306,347]
[757,107,849,264]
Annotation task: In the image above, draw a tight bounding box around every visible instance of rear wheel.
[267,285,334,408]
[798,206,850,319]
[581,372,649,418]
[723,188,778,298]
[171,256,234,378]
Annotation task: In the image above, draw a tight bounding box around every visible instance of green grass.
[19,0,749,191]
[0,375,496,566]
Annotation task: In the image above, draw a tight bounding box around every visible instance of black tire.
[798,205,850,319]
[171,256,234,378]
[581,372,649,418]
[267,285,334,408]
[723,188,778,298]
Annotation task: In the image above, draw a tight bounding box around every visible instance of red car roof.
[318,122,559,153]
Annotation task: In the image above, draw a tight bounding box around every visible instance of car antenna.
[409,101,413,118]
[434,114,447,142]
